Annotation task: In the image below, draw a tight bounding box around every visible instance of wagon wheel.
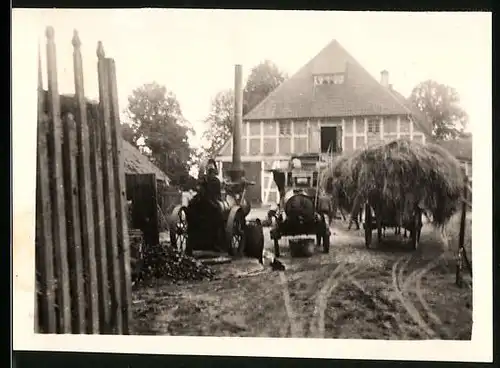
[226,206,246,258]
[169,205,188,253]
[364,203,372,249]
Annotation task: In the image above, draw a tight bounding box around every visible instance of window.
[313,73,345,86]
[332,73,345,84]
[367,119,380,134]
[279,121,291,136]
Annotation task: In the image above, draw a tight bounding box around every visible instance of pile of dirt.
[133,243,216,285]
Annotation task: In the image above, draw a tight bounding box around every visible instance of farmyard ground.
[131,212,472,340]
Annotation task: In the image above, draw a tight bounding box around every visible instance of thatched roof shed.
[321,139,466,226]
[122,140,170,184]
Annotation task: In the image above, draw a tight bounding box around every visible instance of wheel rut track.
[392,253,450,339]
[278,261,361,338]
[345,273,410,339]
[307,262,363,338]
[278,271,302,337]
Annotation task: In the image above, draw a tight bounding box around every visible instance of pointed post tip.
[45,26,55,39]
[96,41,105,58]
[72,30,81,48]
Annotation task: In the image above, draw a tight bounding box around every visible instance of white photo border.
[12,9,493,363]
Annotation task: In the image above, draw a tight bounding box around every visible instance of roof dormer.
[313,72,345,86]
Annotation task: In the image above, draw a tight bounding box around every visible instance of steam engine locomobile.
[168,65,264,263]
[267,154,332,258]
[168,163,260,259]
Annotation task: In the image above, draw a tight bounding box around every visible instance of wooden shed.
[123,140,181,248]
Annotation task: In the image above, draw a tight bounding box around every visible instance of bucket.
[289,237,315,258]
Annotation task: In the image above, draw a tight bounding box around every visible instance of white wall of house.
[342,115,426,152]
[216,114,427,205]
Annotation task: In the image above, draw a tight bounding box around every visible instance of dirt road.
[131,217,472,340]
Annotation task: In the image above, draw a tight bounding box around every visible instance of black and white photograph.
[12,9,492,362]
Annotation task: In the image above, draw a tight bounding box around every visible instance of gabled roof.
[438,136,472,162]
[243,39,431,135]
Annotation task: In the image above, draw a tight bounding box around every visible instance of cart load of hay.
[321,139,466,229]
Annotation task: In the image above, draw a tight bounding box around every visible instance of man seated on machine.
[204,159,222,201]
[198,158,226,251]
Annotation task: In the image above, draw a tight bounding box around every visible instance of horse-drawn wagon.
[322,139,464,253]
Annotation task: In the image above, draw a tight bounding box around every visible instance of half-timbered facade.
[216,39,432,205]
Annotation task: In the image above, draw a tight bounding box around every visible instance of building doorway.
[320,126,341,153]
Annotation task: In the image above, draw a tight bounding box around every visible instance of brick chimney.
[380,70,389,87]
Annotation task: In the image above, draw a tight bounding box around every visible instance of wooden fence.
[35,26,132,334]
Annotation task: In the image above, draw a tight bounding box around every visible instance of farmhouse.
[439,134,472,182]
[216,39,432,205]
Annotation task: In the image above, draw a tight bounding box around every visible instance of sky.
[21,9,491,149]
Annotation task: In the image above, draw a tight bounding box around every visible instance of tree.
[201,60,287,157]
[121,122,137,145]
[201,89,234,158]
[409,80,468,141]
[126,82,194,186]
[243,60,288,115]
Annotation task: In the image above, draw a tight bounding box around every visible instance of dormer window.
[313,73,345,85]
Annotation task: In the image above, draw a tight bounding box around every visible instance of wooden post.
[106,57,132,334]
[364,203,372,249]
[45,26,71,333]
[458,176,468,249]
[36,45,57,333]
[86,54,110,335]
[96,42,123,334]
[61,112,86,333]
[456,175,469,287]
[72,30,100,334]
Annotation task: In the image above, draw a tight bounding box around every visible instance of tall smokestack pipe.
[380,70,389,87]
[230,64,244,182]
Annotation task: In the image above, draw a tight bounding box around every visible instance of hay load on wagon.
[320,139,465,249]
